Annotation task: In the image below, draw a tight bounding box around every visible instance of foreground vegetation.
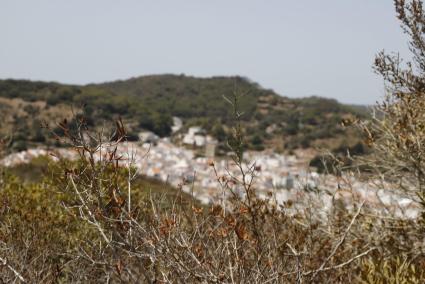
[1,112,424,283]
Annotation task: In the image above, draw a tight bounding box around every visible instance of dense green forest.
[0,74,365,152]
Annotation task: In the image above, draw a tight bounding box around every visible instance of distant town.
[1,122,420,219]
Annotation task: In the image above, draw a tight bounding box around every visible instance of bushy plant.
[355,0,425,202]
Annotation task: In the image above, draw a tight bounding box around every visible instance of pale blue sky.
[0,1,411,104]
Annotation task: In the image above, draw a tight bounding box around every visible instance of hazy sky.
[0,1,412,104]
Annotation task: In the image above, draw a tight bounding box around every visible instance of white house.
[138,131,159,144]
[183,126,206,147]
[172,117,183,133]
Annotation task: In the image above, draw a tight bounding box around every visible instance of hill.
[0,74,366,153]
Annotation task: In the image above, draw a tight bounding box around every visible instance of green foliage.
[211,122,227,142]
[7,156,50,182]
[0,75,365,151]
[11,140,27,152]
[250,134,265,151]
[0,171,93,282]
[310,141,370,173]
[359,257,425,284]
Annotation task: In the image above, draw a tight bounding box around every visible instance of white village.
[1,119,420,219]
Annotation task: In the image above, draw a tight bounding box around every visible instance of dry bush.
[356,0,425,200]
[1,99,424,282]
[23,96,382,283]
[346,0,425,281]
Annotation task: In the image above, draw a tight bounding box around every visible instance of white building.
[183,126,206,147]
[138,131,159,144]
[172,117,183,133]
